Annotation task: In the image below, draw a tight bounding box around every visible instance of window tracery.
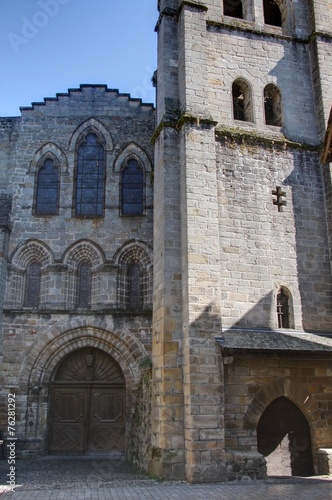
[121,159,144,215]
[127,262,143,309]
[76,260,92,308]
[24,260,41,307]
[35,158,59,215]
[75,133,105,217]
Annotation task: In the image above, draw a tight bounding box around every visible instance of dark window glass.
[232,83,245,121]
[76,134,105,216]
[264,95,275,125]
[121,159,144,215]
[35,159,58,214]
[128,262,143,309]
[25,261,41,307]
[77,261,92,308]
[224,0,243,19]
[264,0,282,27]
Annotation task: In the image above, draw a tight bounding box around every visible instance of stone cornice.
[178,1,208,15]
[155,2,207,31]
[3,308,153,317]
[207,20,332,45]
[215,127,320,152]
[155,7,177,32]
[152,116,322,151]
[152,112,217,142]
[178,113,218,128]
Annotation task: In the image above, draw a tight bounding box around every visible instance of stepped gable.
[19,84,155,114]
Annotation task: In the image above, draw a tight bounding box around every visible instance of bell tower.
[151,0,332,482]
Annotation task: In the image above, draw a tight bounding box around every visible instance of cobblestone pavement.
[0,457,331,499]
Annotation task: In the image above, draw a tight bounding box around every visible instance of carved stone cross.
[272,186,287,212]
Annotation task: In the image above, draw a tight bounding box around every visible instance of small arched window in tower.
[223,0,243,18]
[24,260,41,307]
[263,0,282,27]
[232,79,253,122]
[121,159,144,215]
[75,133,105,217]
[35,158,59,215]
[277,288,290,328]
[76,260,92,308]
[264,84,282,126]
[127,262,143,309]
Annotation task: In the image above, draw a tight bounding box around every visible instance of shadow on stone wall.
[231,292,274,329]
[284,149,332,331]
[127,361,152,472]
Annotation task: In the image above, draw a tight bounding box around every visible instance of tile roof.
[216,328,332,352]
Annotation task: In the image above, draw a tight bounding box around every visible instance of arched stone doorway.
[48,347,126,456]
[257,396,314,476]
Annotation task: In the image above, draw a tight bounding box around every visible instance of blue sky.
[0,0,158,116]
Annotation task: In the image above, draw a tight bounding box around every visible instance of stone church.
[1,0,332,483]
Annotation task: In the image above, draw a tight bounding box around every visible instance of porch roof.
[216,328,332,353]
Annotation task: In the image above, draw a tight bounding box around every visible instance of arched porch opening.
[257,396,314,476]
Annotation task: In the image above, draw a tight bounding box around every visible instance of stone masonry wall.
[224,353,332,473]
[151,3,186,481]
[127,366,152,472]
[216,136,332,331]
[0,312,153,456]
[155,0,332,483]
[0,85,155,456]
[177,0,321,145]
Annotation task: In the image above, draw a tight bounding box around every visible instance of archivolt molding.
[113,142,152,173]
[113,239,153,268]
[243,377,321,429]
[20,319,148,394]
[10,239,54,270]
[62,239,105,269]
[68,117,114,152]
[29,142,68,173]
[114,240,153,310]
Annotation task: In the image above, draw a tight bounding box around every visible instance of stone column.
[178,3,225,482]
[150,0,186,480]
[0,195,12,341]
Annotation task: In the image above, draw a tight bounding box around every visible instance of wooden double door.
[48,348,126,456]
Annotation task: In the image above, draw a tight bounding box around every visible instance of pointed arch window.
[35,158,59,215]
[223,0,243,18]
[24,260,41,307]
[264,84,282,126]
[121,159,144,215]
[127,262,143,309]
[75,133,105,217]
[76,260,92,308]
[263,0,282,27]
[232,79,253,122]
